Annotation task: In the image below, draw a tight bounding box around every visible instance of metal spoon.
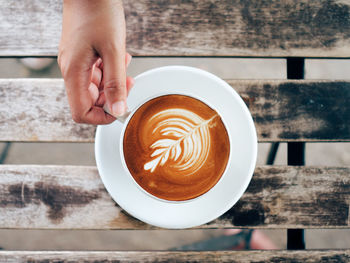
[103,104,131,123]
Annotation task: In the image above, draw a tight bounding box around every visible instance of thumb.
[102,49,127,117]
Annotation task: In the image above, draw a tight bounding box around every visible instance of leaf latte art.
[123,95,230,201]
[144,109,217,175]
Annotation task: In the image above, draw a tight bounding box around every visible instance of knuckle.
[57,47,82,79]
[103,42,121,54]
[57,54,67,78]
[104,79,126,92]
[57,46,65,71]
[71,112,85,124]
[60,64,67,78]
[101,42,125,60]
[60,59,79,80]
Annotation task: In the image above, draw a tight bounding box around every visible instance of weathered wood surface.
[1,250,350,263]
[1,0,350,57]
[233,80,350,142]
[1,79,349,142]
[0,79,94,142]
[0,165,349,229]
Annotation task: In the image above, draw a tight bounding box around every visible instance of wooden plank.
[1,0,350,57]
[0,165,349,229]
[232,80,350,142]
[0,79,349,142]
[0,79,94,142]
[1,250,350,263]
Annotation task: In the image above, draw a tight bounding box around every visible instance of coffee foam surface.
[123,95,230,201]
[144,108,218,176]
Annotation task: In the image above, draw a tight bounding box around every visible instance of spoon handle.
[103,104,131,124]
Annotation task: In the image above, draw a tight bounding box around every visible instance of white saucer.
[95,66,257,229]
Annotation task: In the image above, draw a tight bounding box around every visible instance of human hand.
[58,0,134,124]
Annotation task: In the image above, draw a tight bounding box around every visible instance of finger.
[99,53,130,72]
[62,47,115,125]
[98,53,130,69]
[126,76,134,96]
[62,47,99,123]
[83,106,116,125]
[101,48,127,117]
[96,76,133,107]
[88,82,99,105]
[96,58,103,69]
[95,91,106,107]
[100,52,131,91]
[91,65,102,87]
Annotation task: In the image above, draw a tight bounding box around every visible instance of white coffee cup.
[118,92,232,203]
[95,66,257,228]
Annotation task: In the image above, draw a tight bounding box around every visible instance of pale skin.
[58,0,134,125]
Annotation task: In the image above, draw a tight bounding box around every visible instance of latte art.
[144,109,217,175]
[123,95,230,201]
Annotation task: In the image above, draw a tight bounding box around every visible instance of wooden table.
[0,0,349,262]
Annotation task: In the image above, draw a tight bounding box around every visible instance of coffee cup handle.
[103,104,131,124]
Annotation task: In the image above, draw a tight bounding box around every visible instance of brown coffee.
[123,95,230,201]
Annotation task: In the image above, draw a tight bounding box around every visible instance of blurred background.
[0,57,349,250]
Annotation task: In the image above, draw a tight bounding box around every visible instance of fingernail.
[112,100,126,117]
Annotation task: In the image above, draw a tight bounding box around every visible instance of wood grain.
[0,79,94,142]
[1,250,350,263]
[0,79,349,142]
[231,80,350,142]
[0,165,349,229]
[1,0,350,57]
